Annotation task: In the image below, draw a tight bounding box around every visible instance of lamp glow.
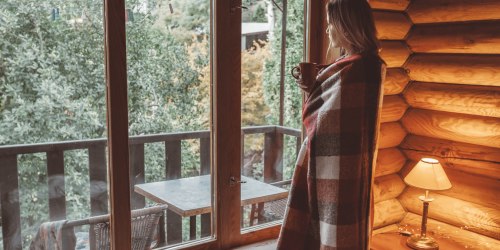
[404,158,452,250]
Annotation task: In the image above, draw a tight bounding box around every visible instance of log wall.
[369,0,500,248]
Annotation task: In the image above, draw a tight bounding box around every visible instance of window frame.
[103,0,315,249]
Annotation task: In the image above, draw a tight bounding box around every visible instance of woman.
[277,0,386,249]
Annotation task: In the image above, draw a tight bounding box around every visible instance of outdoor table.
[134,175,289,217]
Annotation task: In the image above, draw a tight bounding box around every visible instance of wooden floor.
[231,233,468,249]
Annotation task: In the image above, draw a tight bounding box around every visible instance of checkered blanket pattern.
[277,54,386,250]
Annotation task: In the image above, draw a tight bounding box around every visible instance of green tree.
[0,0,209,246]
[262,0,304,180]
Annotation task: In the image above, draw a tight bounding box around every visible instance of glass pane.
[0,0,108,249]
[125,0,212,247]
[240,0,303,229]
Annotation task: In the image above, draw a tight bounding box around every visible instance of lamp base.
[406,234,439,250]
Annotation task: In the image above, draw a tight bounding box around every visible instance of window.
[0,0,307,249]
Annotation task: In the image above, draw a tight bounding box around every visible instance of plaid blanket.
[278,53,386,250]
[29,220,76,250]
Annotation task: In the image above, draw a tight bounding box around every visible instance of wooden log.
[436,169,500,210]
[400,108,500,148]
[406,22,500,54]
[400,134,500,163]
[400,187,500,239]
[400,163,500,210]
[372,224,399,235]
[379,41,411,68]
[402,149,500,180]
[369,0,411,11]
[405,54,500,86]
[403,82,500,118]
[373,198,406,229]
[374,11,412,40]
[381,95,408,123]
[400,213,500,250]
[384,69,410,95]
[407,0,500,24]
[373,174,406,203]
[379,122,407,149]
[375,147,407,177]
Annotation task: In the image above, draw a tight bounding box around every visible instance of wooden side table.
[371,233,467,250]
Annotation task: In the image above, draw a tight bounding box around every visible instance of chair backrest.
[88,205,165,250]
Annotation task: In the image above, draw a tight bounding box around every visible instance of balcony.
[0,125,300,249]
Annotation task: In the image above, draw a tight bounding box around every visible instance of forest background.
[0,0,304,247]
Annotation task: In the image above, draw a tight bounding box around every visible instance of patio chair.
[63,204,167,250]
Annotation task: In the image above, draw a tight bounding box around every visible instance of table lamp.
[403,158,452,250]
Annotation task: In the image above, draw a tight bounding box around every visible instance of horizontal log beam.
[375,147,407,177]
[373,198,406,229]
[407,0,500,24]
[373,174,406,203]
[402,149,500,179]
[374,11,412,40]
[403,82,500,118]
[384,69,410,95]
[400,187,500,239]
[369,0,410,11]
[406,22,500,54]
[379,41,411,68]
[400,134,500,163]
[401,109,500,148]
[381,95,409,123]
[405,54,500,86]
[372,224,399,236]
[379,122,407,149]
[426,168,499,210]
[400,213,500,249]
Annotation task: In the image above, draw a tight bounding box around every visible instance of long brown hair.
[326,0,381,56]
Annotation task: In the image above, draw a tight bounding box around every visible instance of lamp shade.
[404,158,452,191]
